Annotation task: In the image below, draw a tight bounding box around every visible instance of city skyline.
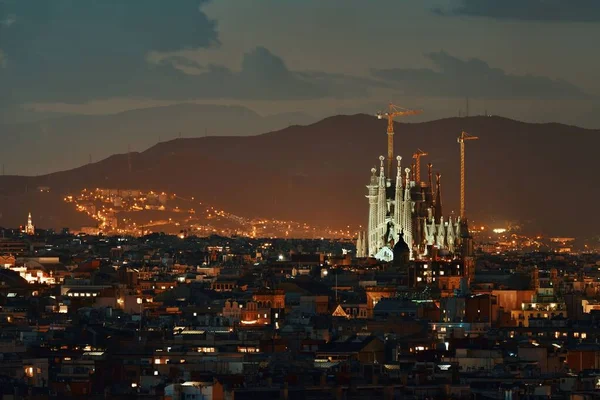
[1,3,600,398]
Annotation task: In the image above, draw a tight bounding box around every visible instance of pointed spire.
[378,155,385,186]
[427,163,433,194]
[404,168,412,201]
[395,156,403,187]
[356,232,363,257]
[26,212,35,235]
[434,173,443,224]
[369,167,377,186]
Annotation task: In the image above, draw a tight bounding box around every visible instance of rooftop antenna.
[88,154,92,164]
[466,97,470,117]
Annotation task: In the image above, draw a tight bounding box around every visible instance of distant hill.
[0,114,597,237]
[0,103,315,175]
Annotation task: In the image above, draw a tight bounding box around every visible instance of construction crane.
[412,149,428,184]
[457,131,479,220]
[377,103,423,178]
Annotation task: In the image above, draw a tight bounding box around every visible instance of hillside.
[0,114,597,237]
[0,103,315,175]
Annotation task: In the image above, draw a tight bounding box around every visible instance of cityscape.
[1,1,600,400]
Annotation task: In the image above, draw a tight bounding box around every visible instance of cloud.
[435,0,600,22]
[372,51,587,99]
[146,47,373,100]
[0,0,219,105]
[0,1,588,109]
[0,0,375,106]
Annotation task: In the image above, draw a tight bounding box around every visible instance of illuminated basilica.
[355,155,467,262]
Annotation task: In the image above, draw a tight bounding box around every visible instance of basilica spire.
[366,167,379,257]
[376,156,387,248]
[378,155,385,186]
[434,173,443,224]
[427,163,434,199]
[394,156,403,234]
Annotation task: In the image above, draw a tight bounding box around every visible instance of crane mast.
[458,131,478,220]
[412,149,428,184]
[377,103,422,178]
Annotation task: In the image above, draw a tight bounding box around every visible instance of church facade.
[355,155,465,262]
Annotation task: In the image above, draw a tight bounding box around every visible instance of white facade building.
[357,155,464,262]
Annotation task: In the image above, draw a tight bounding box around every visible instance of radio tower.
[457,131,478,220]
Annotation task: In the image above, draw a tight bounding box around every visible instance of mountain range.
[0,114,597,238]
[0,103,315,176]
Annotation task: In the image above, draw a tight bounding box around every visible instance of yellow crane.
[457,131,479,220]
[412,149,428,184]
[377,103,423,178]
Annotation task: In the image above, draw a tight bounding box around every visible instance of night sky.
[1,0,599,174]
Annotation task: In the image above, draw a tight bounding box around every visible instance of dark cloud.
[435,0,600,22]
[151,47,372,100]
[372,51,587,99]
[0,0,373,106]
[0,0,219,105]
[0,1,588,108]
